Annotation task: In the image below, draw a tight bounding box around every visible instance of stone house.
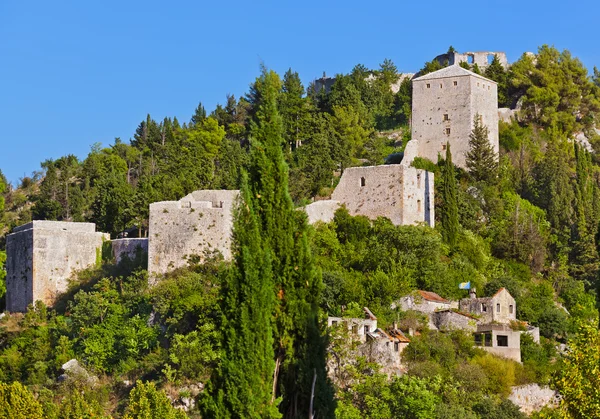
[406,65,499,169]
[327,307,379,343]
[5,221,109,312]
[305,163,434,227]
[393,290,456,330]
[459,287,516,325]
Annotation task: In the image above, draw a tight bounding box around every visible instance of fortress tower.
[407,65,499,169]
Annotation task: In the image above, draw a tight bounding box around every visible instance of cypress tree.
[465,114,498,183]
[441,142,459,248]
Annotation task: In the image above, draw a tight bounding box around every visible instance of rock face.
[509,384,559,415]
[148,190,239,277]
[60,359,97,386]
[5,221,109,312]
[408,65,499,169]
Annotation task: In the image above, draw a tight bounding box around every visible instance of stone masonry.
[111,238,148,264]
[5,221,109,312]
[407,65,499,169]
[434,50,509,70]
[147,190,239,277]
[306,163,434,227]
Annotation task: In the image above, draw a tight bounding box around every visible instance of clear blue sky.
[1,0,599,185]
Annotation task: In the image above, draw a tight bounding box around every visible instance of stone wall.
[5,221,108,312]
[409,65,499,169]
[112,238,148,264]
[148,190,239,278]
[434,51,509,69]
[509,384,559,415]
[329,164,434,227]
[433,310,478,332]
[303,200,341,224]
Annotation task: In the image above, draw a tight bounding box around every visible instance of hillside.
[1,45,600,418]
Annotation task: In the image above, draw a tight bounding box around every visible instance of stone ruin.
[433,50,509,70]
[147,190,239,277]
[5,221,109,312]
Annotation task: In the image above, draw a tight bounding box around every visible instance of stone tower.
[407,65,499,169]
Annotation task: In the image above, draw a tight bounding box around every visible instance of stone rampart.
[148,190,239,278]
[5,221,109,312]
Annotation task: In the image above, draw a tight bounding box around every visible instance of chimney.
[393,322,398,330]
[469,288,477,299]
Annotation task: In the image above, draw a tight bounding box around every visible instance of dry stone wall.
[5,221,108,312]
[112,238,148,264]
[148,190,239,278]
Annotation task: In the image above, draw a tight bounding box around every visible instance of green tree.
[484,54,509,107]
[441,143,459,248]
[465,114,498,183]
[553,323,600,418]
[0,382,44,419]
[123,381,187,419]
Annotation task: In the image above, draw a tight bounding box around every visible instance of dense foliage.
[1,45,600,417]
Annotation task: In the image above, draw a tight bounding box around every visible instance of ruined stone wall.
[433,311,478,332]
[303,200,341,224]
[435,51,509,69]
[410,68,499,169]
[329,164,434,227]
[509,384,559,415]
[6,221,108,312]
[147,190,239,278]
[112,238,148,264]
[460,297,494,324]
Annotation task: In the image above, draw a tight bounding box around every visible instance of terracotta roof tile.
[418,290,449,303]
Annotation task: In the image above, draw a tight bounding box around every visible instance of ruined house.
[327,307,410,377]
[5,221,109,312]
[305,163,434,227]
[406,65,499,169]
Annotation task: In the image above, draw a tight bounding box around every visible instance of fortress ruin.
[406,65,499,169]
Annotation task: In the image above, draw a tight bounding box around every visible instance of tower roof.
[413,65,496,84]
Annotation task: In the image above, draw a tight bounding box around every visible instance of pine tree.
[191,102,207,126]
[279,69,307,151]
[465,114,498,183]
[441,143,459,249]
[484,55,509,107]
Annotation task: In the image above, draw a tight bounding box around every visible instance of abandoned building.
[5,221,110,312]
[147,190,239,277]
[396,288,539,362]
[304,162,434,227]
[327,307,410,376]
[406,65,500,169]
[433,50,509,70]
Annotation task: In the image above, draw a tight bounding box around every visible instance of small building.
[327,307,379,343]
[407,65,499,170]
[474,323,521,362]
[393,290,455,330]
[432,309,478,333]
[459,288,516,325]
[5,221,109,312]
[147,190,239,278]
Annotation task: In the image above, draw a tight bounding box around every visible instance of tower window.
[417,200,422,212]
[417,173,421,188]
[440,83,443,88]
[442,144,447,151]
[445,128,451,135]
[453,81,458,86]
[443,114,449,121]
[509,305,514,314]
[360,177,366,187]
[467,54,474,64]
[426,83,431,89]
[496,304,501,313]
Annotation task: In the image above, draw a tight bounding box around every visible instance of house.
[393,290,456,330]
[459,287,516,325]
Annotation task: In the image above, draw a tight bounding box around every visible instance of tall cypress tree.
[202,68,331,418]
[247,68,331,418]
[441,142,459,249]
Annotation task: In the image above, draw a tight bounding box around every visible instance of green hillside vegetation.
[0,45,600,417]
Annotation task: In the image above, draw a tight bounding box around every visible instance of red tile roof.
[389,329,411,343]
[418,290,449,303]
[363,307,377,320]
[493,288,507,298]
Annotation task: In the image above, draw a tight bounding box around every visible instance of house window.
[360,177,366,187]
[474,334,483,346]
[497,304,501,313]
[426,83,431,89]
[364,325,370,334]
[352,324,358,334]
[453,81,458,86]
[445,128,451,135]
[481,304,487,312]
[484,333,492,347]
[509,305,514,314]
[417,200,422,212]
[442,144,447,151]
[497,335,509,347]
[417,173,421,188]
[331,320,338,326]
[394,342,399,352]
[443,114,449,121]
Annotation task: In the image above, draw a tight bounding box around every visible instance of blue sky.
[1,0,599,185]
